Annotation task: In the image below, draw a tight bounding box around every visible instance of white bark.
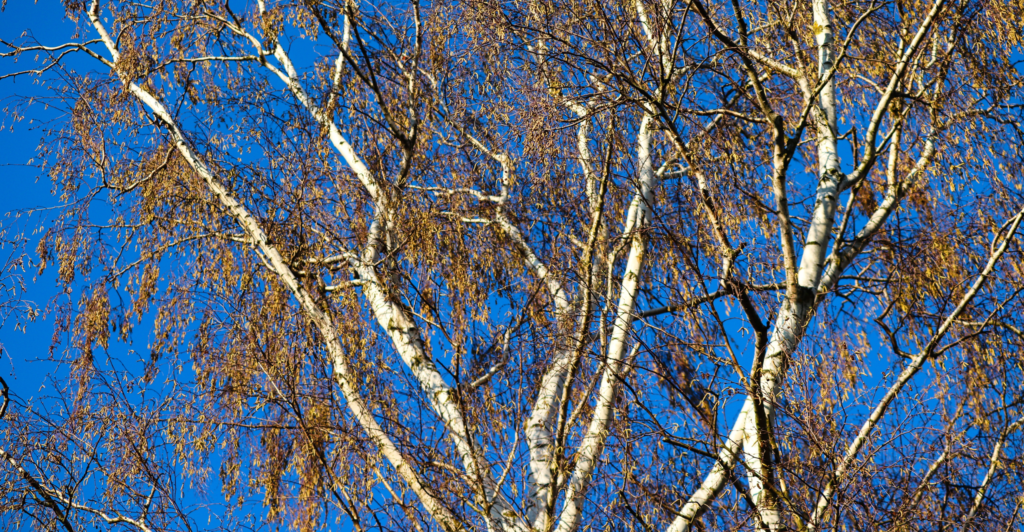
[670,1,950,527]
[0,420,76,532]
[820,129,937,293]
[221,9,531,528]
[70,2,963,531]
[799,0,842,290]
[84,3,465,530]
[848,0,947,180]
[553,113,658,532]
[481,151,571,532]
[524,337,571,530]
[739,4,845,516]
[742,4,842,526]
[665,404,750,532]
[962,417,1024,531]
[521,53,598,529]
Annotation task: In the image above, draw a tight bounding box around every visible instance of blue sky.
[0,1,82,402]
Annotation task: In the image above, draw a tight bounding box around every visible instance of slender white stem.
[553,113,658,532]
[962,417,1024,531]
[84,4,463,529]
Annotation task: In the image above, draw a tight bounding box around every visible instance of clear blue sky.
[1,1,96,406]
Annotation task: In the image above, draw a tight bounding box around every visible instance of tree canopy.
[2,0,1024,531]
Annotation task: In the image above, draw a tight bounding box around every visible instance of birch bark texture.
[2,0,1024,531]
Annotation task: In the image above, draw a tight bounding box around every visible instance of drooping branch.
[82,4,464,529]
[0,377,75,532]
[806,206,1024,531]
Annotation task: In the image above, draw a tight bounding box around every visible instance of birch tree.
[2,0,1024,531]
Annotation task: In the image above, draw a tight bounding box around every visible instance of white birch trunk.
[524,309,572,531]
[743,3,842,527]
[671,2,951,528]
[553,113,657,532]
[85,4,470,530]
[225,12,531,527]
[523,84,593,531]
[665,405,750,532]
